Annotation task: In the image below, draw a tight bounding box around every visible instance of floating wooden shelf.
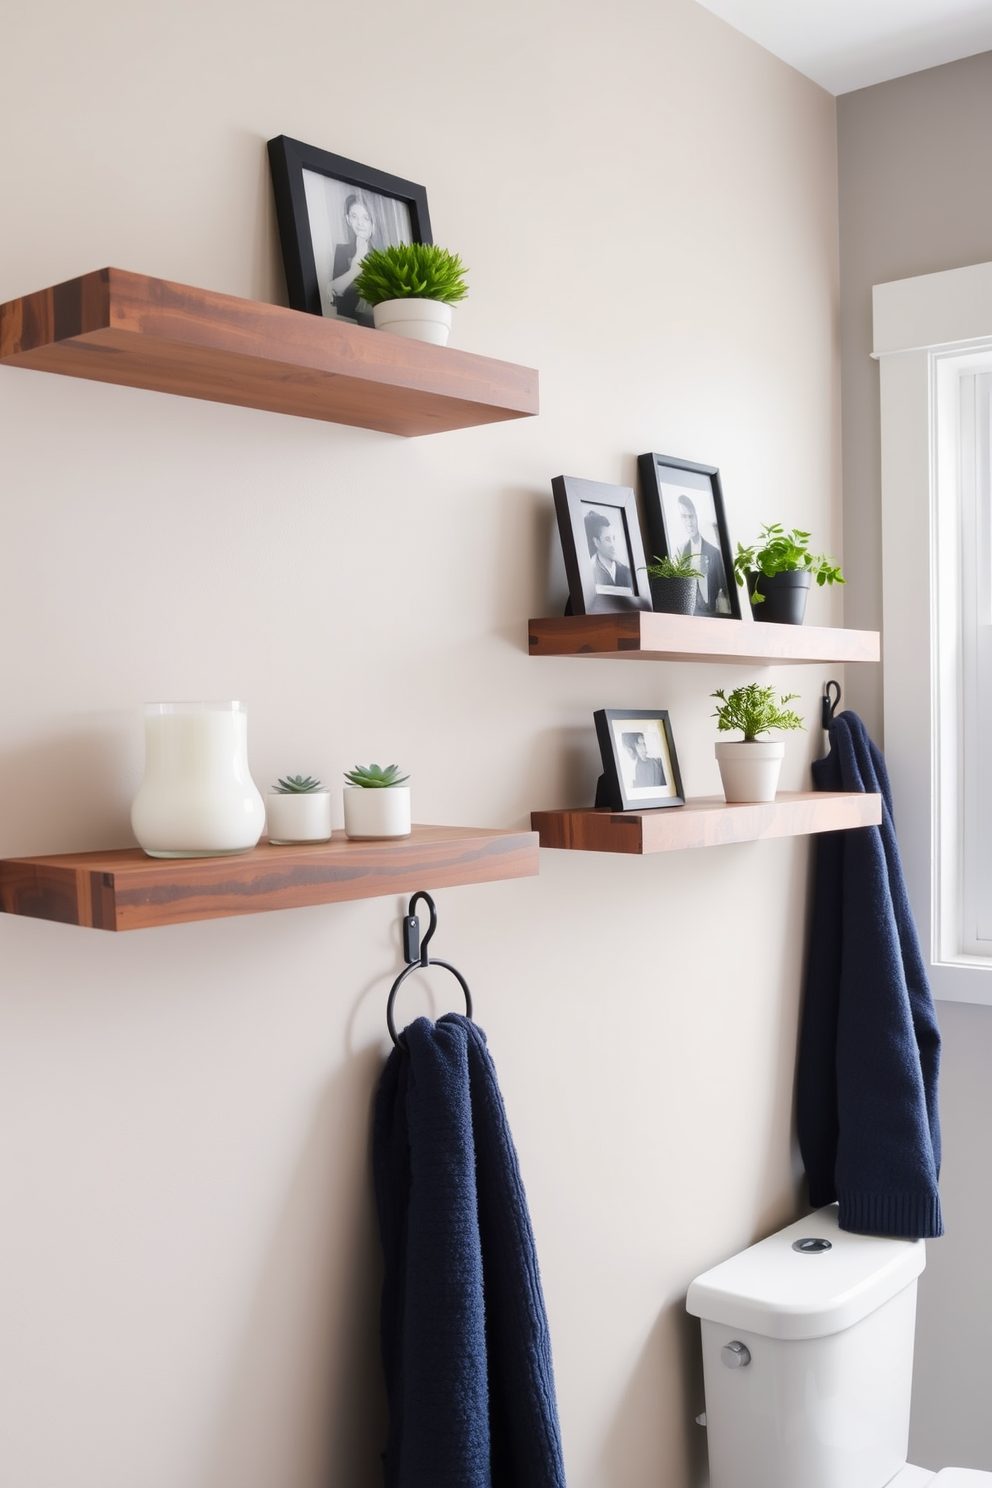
[0,268,539,436]
[528,613,879,665]
[0,825,539,931]
[531,791,881,854]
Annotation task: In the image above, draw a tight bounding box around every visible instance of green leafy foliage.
[344,762,410,789]
[711,685,806,743]
[733,523,845,605]
[352,244,469,307]
[273,774,323,794]
[645,551,702,580]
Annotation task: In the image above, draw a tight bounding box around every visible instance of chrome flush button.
[792,1237,832,1253]
[721,1341,751,1368]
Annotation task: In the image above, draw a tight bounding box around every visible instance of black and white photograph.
[552,475,653,615]
[267,136,433,326]
[594,709,685,811]
[637,452,740,620]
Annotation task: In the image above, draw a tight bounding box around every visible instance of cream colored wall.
[0,3,839,1485]
[837,53,992,1475]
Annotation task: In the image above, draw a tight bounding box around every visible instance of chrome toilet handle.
[721,1340,751,1369]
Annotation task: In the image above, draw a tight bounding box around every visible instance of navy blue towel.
[373,1012,566,1488]
[798,711,943,1239]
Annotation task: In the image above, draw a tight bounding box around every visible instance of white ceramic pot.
[715,740,785,803]
[371,298,452,345]
[131,701,266,857]
[343,785,412,840]
[266,791,333,845]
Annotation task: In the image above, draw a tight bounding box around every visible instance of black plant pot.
[746,569,811,625]
[650,576,697,615]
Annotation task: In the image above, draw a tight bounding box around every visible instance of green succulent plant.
[733,523,844,605]
[352,244,469,307]
[645,551,702,580]
[712,685,806,744]
[273,774,323,794]
[344,763,410,789]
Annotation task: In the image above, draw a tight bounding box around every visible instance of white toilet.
[686,1205,991,1488]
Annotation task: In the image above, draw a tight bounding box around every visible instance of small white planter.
[372,298,452,345]
[266,791,333,845]
[343,785,412,840]
[715,740,785,803]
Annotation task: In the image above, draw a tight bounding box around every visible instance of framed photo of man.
[267,136,433,327]
[552,475,653,615]
[637,452,740,620]
[594,709,685,811]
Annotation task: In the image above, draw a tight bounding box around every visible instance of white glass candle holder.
[131,701,266,858]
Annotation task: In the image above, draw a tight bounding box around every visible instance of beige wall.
[0,3,840,1485]
[838,52,992,1474]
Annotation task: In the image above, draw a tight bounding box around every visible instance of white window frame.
[875,260,992,1005]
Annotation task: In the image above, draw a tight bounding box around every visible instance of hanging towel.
[373,1012,566,1488]
[797,710,943,1239]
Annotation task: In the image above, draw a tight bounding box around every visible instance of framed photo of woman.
[267,136,433,327]
[637,452,741,620]
[594,709,685,811]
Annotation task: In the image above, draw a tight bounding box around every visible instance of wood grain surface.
[0,825,540,931]
[531,791,882,853]
[0,268,539,435]
[528,612,879,665]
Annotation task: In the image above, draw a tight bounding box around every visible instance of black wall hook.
[821,680,842,730]
[386,890,473,1048]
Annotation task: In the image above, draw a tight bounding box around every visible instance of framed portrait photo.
[552,475,653,615]
[594,709,685,811]
[267,135,433,328]
[637,452,740,620]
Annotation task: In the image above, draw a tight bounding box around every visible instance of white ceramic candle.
[131,702,266,857]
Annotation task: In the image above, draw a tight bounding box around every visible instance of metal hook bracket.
[821,680,842,731]
[387,890,473,1048]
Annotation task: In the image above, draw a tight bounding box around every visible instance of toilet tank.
[686,1206,926,1488]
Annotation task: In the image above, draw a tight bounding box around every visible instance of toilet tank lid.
[685,1206,926,1340]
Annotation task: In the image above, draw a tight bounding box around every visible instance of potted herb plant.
[733,524,844,625]
[266,774,333,844]
[712,685,805,801]
[343,762,411,840]
[352,243,468,347]
[644,552,702,615]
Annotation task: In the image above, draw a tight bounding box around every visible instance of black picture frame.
[637,452,740,620]
[267,135,433,327]
[552,475,653,615]
[594,709,685,811]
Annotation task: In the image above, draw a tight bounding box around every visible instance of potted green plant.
[266,774,332,845]
[733,524,844,625]
[343,762,411,840]
[644,551,702,615]
[352,244,469,347]
[712,685,805,801]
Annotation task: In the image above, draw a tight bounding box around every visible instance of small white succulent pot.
[343,786,412,840]
[371,299,452,346]
[715,740,785,803]
[266,790,333,845]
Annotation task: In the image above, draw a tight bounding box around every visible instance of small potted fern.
[266,774,333,844]
[644,551,702,615]
[343,762,411,840]
[712,685,805,801]
[352,244,468,346]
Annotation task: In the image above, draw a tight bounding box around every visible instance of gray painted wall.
[838,52,992,1473]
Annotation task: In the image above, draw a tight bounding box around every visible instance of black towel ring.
[821,680,842,730]
[386,890,473,1048]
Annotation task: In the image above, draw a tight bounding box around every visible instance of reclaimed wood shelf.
[531,791,881,854]
[0,268,539,436]
[528,613,879,665]
[0,824,539,932]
